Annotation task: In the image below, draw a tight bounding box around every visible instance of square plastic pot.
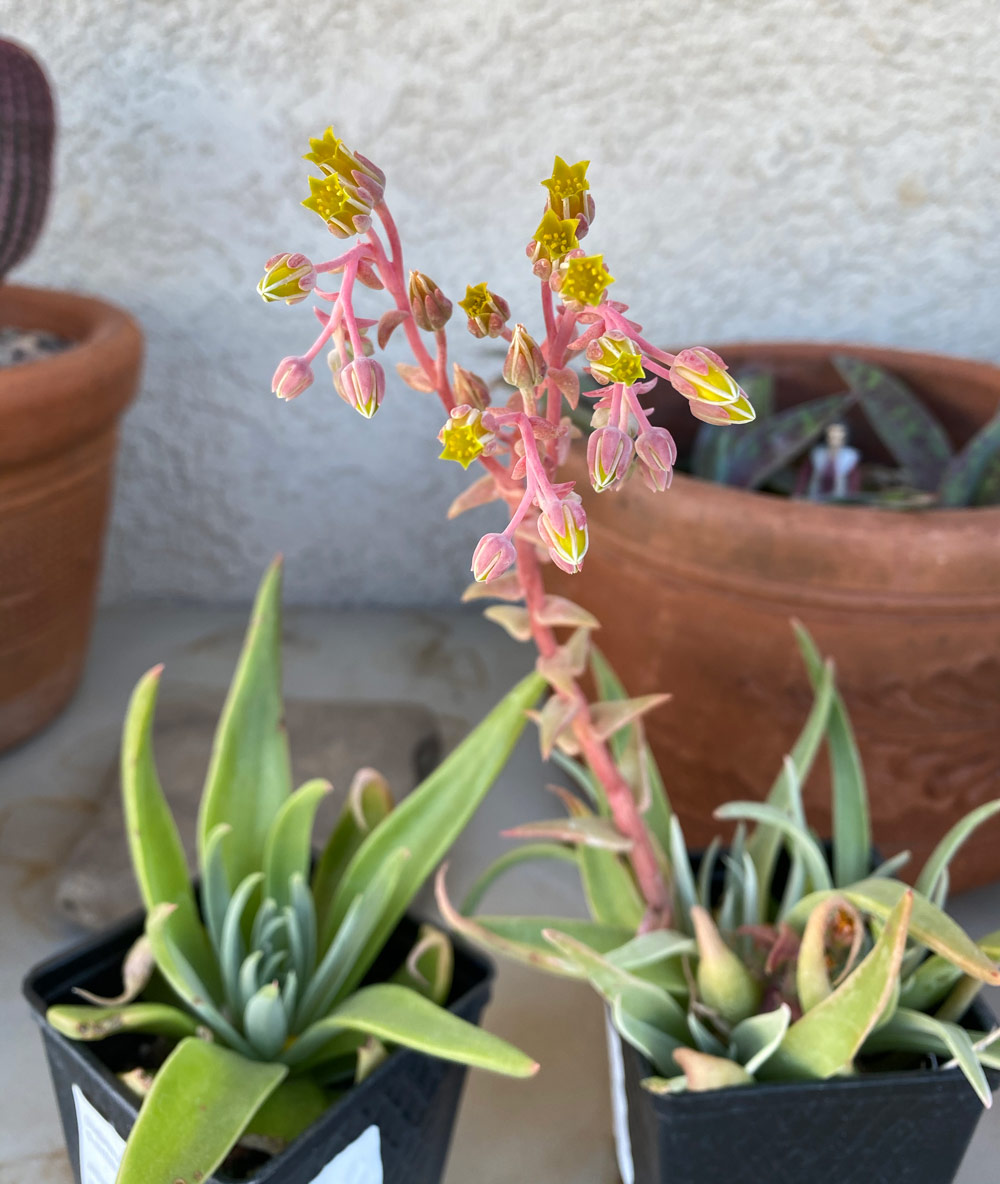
[608,998,999,1184]
[24,910,494,1184]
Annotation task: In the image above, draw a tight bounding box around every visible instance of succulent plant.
[688,355,1000,508]
[47,559,542,1184]
[0,38,55,281]
[442,625,1000,1104]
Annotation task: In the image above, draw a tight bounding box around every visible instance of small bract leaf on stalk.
[448,473,501,518]
[483,604,534,642]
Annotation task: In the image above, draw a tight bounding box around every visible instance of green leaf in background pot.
[114,1038,287,1184]
[832,355,952,491]
[937,409,1000,506]
[871,1009,993,1107]
[197,557,292,887]
[723,393,853,489]
[46,1002,200,1042]
[324,670,544,994]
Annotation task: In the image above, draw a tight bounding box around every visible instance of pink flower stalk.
[261,135,758,927]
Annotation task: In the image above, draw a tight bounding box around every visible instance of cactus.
[48,560,542,1184]
[686,354,1000,508]
[0,39,55,280]
[446,626,1000,1104]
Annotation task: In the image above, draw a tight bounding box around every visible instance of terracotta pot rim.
[0,284,143,466]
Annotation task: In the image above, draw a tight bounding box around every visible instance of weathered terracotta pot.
[557,343,1000,892]
[0,285,142,750]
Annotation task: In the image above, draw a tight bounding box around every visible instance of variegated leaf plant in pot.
[25,562,543,1184]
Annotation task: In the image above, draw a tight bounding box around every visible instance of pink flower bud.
[503,324,547,392]
[587,426,634,492]
[257,253,317,305]
[458,283,511,339]
[337,357,385,418]
[272,356,314,401]
[635,427,677,492]
[452,364,491,411]
[408,271,453,332]
[537,497,588,574]
[472,533,517,583]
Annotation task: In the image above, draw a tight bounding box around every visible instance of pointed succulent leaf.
[724,393,854,489]
[47,1002,201,1042]
[536,595,600,630]
[244,982,290,1060]
[870,1008,992,1108]
[871,851,912,879]
[355,1035,389,1084]
[687,1009,728,1055]
[833,355,952,491]
[604,930,697,971]
[461,572,524,603]
[589,695,671,743]
[200,824,233,956]
[114,1038,287,1184]
[395,361,435,392]
[673,1048,754,1091]
[580,843,646,930]
[901,928,1000,1012]
[263,779,332,907]
[377,307,409,349]
[763,889,912,1080]
[245,1076,331,1144]
[746,651,835,906]
[915,799,1000,903]
[731,1003,792,1076]
[483,604,534,642]
[197,558,292,887]
[287,984,538,1077]
[717,801,833,895]
[391,925,454,1005]
[696,837,722,911]
[691,906,761,1025]
[938,410,1000,507]
[72,935,155,1008]
[528,693,580,760]
[612,995,684,1075]
[312,768,394,928]
[448,473,501,518]
[550,750,605,811]
[324,671,544,993]
[641,1074,689,1096]
[121,666,215,981]
[669,816,698,931]
[543,929,690,1043]
[796,897,855,1012]
[460,843,576,915]
[219,872,265,1017]
[502,815,633,852]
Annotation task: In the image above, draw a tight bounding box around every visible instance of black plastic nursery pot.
[609,1000,1000,1184]
[24,910,494,1184]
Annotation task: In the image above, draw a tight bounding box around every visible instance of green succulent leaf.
[938,409,1000,507]
[868,1008,993,1108]
[200,824,232,957]
[324,670,544,995]
[244,982,289,1060]
[971,448,1000,506]
[668,816,698,930]
[832,355,952,491]
[262,778,332,907]
[287,983,538,1077]
[197,557,292,888]
[246,1076,332,1144]
[901,929,1000,1013]
[503,816,633,851]
[673,1047,754,1091]
[763,889,912,1080]
[716,802,833,896]
[915,799,1000,903]
[114,1038,287,1184]
[390,925,454,1005]
[460,843,576,916]
[612,995,684,1075]
[604,930,696,971]
[46,1002,200,1042]
[724,393,854,490]
[730,1003,792,1076]
[792,623,871,888]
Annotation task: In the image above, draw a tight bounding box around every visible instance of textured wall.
[6,0,1000,604]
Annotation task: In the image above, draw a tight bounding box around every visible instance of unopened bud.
[503,324,547,392]
[471,533,517,583]
[452,364,491,411]
[336,357,385,418]
[669,348,755,425]
[272,356,313,401]
[587,426,633,493]
[408,271,453,332]
[537,497,588,574]
[635,427,677,493]
[257,253,317,305]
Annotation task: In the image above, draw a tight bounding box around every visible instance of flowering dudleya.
[554,254,615,307]
[336,357,385,418]
[272,355,313,401]
[459,283,511,339]
[669,347,756,425]
[257,253,317,305]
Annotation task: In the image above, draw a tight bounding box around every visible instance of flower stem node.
[586,333,645,387]
[458,283,511,339]
[257,253,317,305]
[541,155,596,238]
[408,271,453,333]
[438,406,496,469]
[554,254,615,308]
[587,426,634,493]
[336,357,386,418]
[538,496,589,574]
[635,427,678,492]
[503,324,547,392]
[471,532,518,583]
[669,347,756,426]
[271,356,313,401]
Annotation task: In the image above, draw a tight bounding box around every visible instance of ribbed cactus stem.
[0,39,55,281]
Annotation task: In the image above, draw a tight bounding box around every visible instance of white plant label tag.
[308,1125,383,1183]
[72,1085,125,1184]
[605,1015,635,1184]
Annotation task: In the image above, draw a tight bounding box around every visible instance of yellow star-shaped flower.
[439,422,486,469]
[302,174,360,237]
[458,283,493,319]
[532,209,580,262]
[560,255,614,306]
[541,155,590,201]
[608,350,645,386]
[303,127,354,178]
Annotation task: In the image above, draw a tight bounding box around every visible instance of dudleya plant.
[440,627,1000,1104]
[47,560,541,1184]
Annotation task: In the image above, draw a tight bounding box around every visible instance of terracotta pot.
[555,343,1000,892]
[0,285,142,750]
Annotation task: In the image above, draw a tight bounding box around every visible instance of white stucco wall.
[7,0,1000,604]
